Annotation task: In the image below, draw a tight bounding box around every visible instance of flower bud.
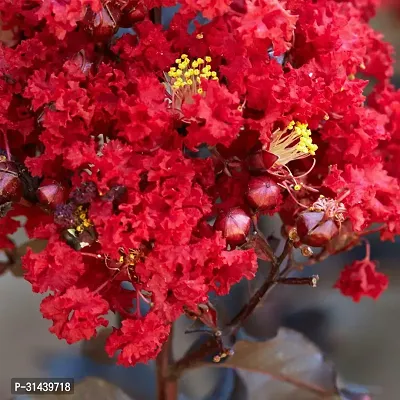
[246,176,281,212]
[83,6,118,41]
[119,4,147,27]
[296,210,339,247]
[246,150,279,173]
[214,208,251,246]
[0,161,22,204]
[230,0,247,13]
[246,151,267,174]
[37,179,66,209]
[262,150,279,169]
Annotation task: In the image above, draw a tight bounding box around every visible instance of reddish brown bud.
[37,180,66,209]
[262,150,279,169]
[230,0,247,13]
[246,150,279,173]
[119,4,147,27]
[83,6,119,41]
[246,176,281,212]
[0,161,22,204]
[214,208,251,246]
[296,210,339,247]
[246,151,267,173]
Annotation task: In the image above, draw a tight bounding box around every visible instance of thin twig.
[225,239,292,335]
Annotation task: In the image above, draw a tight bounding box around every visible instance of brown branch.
[225,239,292,335]
[156,324,178,400]
[151,7,162,24]
[169,236,294,378]
[169,334,222,379]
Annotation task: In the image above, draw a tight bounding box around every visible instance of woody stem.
[156,325,178,400]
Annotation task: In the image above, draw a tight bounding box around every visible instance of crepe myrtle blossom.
[0,0,397,368]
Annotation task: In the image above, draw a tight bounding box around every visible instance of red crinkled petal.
[214,249,258,295]
[40,286,109,344]
[23,239,86,293]
[334,259,389,302]
[105,313,170,366]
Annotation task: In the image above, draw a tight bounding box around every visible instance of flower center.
[75,205,92,233]
[119,248,143,266]
[267,121,318,166]
[164,54,218,114]
[117,248,144,282]
[310,195,347,222]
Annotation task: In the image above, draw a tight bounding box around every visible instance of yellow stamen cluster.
[268,121,318,166]
[290,121,318,155]
[165,54,219,114]
[167,54,218,93]
[75,205,92,233]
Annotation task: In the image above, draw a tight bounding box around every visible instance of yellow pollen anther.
[348,73,355,80]
[324,115,329,120]
[294,184,302,191]
[164,53,219,113]
[74,205,93,233]
[267,121,318,167]
[196,33,203,39]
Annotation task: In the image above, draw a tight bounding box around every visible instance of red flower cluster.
[0,0,398,365]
